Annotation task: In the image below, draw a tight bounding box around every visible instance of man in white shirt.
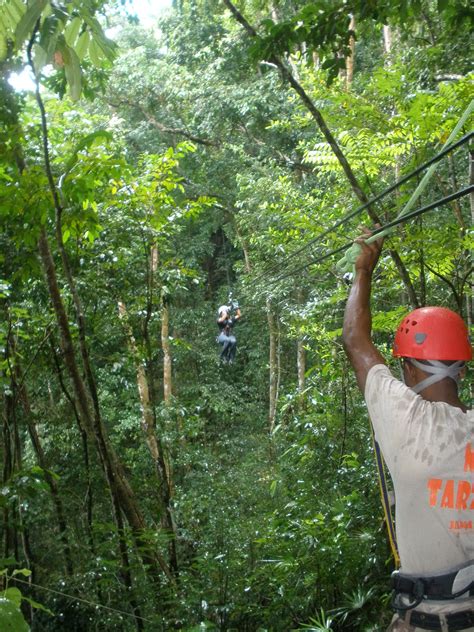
[342,228,473,631]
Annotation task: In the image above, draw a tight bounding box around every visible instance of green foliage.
[0,597,29,632]
[0,567,52,631]
[249,0,473,83]
[0,0,472,630]
[1,0,116,100]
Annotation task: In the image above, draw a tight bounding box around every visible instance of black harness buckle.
[391,562,474,613]
[391,572,425,611]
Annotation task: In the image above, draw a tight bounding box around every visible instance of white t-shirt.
[365,364,473,614]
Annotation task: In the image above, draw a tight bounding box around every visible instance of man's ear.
[459,364,467,380]
[403,359,420,386]
[404,360,416,379]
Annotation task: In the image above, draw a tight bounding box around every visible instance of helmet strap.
[407,359,465,394]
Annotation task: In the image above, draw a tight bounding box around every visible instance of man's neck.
[419,387,467,412]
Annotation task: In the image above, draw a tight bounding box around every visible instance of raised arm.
[218,309,230,323]
[342,228,386,392]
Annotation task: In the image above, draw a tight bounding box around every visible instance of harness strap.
[370,425,400,567]
[399,608,474,631]
[391,561,474,611]
[408,359,465,394]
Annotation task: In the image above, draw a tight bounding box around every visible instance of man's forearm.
[343,269,373,354]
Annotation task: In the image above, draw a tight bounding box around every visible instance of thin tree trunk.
[111,499,144,632]
[276,318,281,409]
[161,301,172,404]
[2,390,15,559]
[15,365,74,576]
[418,218,426,306]
[119,301,163,460]
[151,247,176,493]
[147,244,178,573]
[118,300,172,489]
[297,339,306,393]
[470,150,474,225]
[447,156,466,230]
[296,289,306,393]
[383,25,393,57]
[49,339,96,549]
[37,228,173,584]
[159,297,179,573]
[267,298,278,433]
[160,301,176,477]
[345,15,356,88]
[118,300,178,575]
[3,342,34,620]
[235,226,251,273]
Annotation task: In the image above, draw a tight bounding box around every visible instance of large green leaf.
[64,43,82,100]
[64,130,113,174]
[0,598,29,632]
[3,587,21,608]
[57,35,82,100]
[64,15,81,47]
[14,0,48,49]
[0,33,7,60]
[74,29,89,59]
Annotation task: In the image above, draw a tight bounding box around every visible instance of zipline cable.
[250,130,473,285]
[11,576,153,624]
[338,98,474,271]
[268,185,474,286]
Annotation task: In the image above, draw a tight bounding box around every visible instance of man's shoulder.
[365,363,393,386]
[364,362,414,409]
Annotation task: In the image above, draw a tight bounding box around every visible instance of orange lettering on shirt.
[427,478,443,506]
[464,443,474,472]
[455,480,472,510]
[449,520,473,530]
[440,479,454,508]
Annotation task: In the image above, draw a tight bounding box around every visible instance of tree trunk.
[15,366,74,576]
[161,301,173,404]
[470,150,474,225]
[296,289,306,393]
[119,301,165,466]
[119,302,174,490]
[2,389,15,560]
[383,24,393,57]
[159,298,179,573]
[297,339,306,393]
[118,298,178,575]
[345,15,356,88]
[267,298,278,433]
[49,338,96,551]
[110,497,144,632]
[37,227,173,584]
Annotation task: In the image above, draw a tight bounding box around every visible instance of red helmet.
[393,307,472,361]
